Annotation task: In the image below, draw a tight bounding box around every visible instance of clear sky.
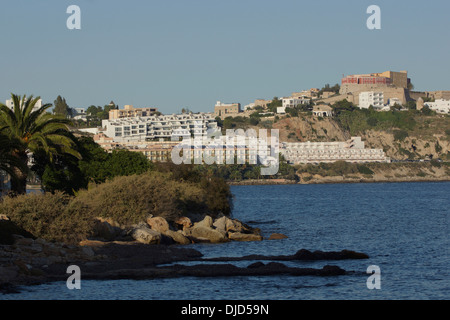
[1,0,449,114]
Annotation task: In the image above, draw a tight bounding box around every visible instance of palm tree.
[0,133,27,194]
[0,94,81,194]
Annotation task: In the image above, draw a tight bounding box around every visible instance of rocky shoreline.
[0,214,369,295]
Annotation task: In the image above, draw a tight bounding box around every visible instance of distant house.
[282,96,309,109]
[277,107,286,114]
[73,108,87,121]
[214,101,241,120]
[425,99,450,114]
[312,105,333,117]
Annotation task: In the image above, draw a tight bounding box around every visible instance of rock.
[79,240,109,247]
[92,218,122,241]
[226,219,260,235]
[212,216,228,232]
[185,226,229,243]
[247,262,265,269]
[174,216,192,230]
[15,237,34,246]
[268,233,288,240]
[194,216,213,228]
[147,216,170,233]
[131,226,161,245]
[228,232,263,242]
[185,236,211,244]
[0,220,34,245]
[80,247,95,257]
[164,230,191,245]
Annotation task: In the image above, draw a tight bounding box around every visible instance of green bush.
[0,192,88,243]
[393,130,409,141]
[357,165,375,175]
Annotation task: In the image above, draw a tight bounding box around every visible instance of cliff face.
[360,130,449,160]
[272,116,350,143]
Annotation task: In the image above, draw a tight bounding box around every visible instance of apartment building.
[282,96,310,109]
[281,137,389,164]
[5,98,42,112]
[102,113,219,142]
[358,92,385,109]
[109,105,158,120]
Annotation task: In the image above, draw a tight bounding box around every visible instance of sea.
[2,182,449,300]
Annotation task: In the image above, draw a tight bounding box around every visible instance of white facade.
[281,137,390,164]
[282,96,309,109]
[73,107,87,121]
[243,103,255,111]
[5,98,42,112]
[103,113,219,142]
[358,92,385,109]
[425,99,450,114]
[277,107,286,114]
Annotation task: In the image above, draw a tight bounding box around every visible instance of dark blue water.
[2,182,449,300]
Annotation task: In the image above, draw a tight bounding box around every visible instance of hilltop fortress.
[316,70,450,106]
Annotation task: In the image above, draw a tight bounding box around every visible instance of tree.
[0,133,27,185]
[53,96,72,118]
[0,94,81,194]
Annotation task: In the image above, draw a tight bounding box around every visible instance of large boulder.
[214,217,260,235]
[147,216,170,233]
[212,216,228,232]
[268,233,288,240]
[228,232,263,242]
[174,216,192,230]
[131,226,162,245]
[184,226,229,243]
[164,230,191,245]
[193,216,213,229]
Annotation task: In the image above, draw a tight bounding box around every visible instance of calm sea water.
[2,182,449,300]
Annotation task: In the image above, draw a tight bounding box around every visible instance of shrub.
[71,172,208,226]
[393,130,409,141]
[357,165,374,175]
[0,192,91,243]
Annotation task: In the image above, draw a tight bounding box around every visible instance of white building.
[425,99,450,114]
[282,96,310,109]
[73,108,87,121]
[277,107,286,114]
[388,98,402,107]
[358,92,385,109]
[281,137,390,164]
[243,103,255,111]
[5,98,42,112]
[102,113,219,142]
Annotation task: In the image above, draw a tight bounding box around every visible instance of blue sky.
[1,0,449,113]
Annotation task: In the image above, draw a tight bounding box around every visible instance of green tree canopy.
[0,94,80,194]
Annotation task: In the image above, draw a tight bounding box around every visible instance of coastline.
[228,176,450,186]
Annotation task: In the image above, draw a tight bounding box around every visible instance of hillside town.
[31,69,444,166]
